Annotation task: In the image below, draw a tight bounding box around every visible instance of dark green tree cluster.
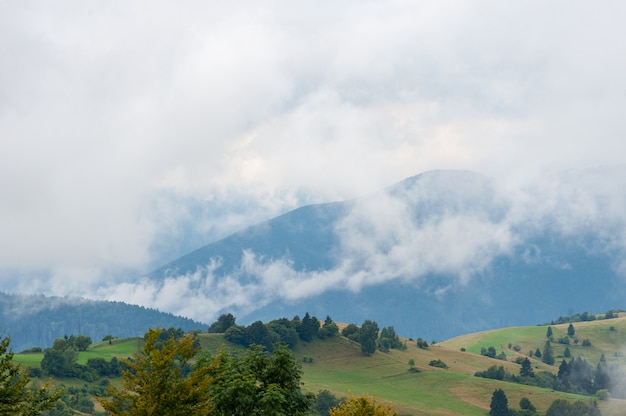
[377,326,405,352]
[207,344,314,416]
[416,337,429,349]
[0,336,63,415]
[546,399,601,416]
[313,389,342,416]
[490,388,601,416]
[554,357,609,396]
[341,324,360,342]
[208,313,236,333]
[224,313,338,351]
[481,345,507,361]
[359,320,379,356]
[475,365,505,380]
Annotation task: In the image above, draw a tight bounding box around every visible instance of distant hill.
[146,168,626,341]
[0,292,206,351]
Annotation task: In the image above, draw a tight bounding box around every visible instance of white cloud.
[1,1,626,310]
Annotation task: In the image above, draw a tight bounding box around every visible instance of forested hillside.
[0,292,206,351]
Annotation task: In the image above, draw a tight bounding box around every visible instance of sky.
[1,1,625,318]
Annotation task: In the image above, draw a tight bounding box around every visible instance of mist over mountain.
[0,293,206,352]
[115,168,626,341]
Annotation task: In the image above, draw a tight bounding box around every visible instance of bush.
[428,359,448,369]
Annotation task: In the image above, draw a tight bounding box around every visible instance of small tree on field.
[520,357,534,378]
[542,340,555,365]
[547,326,553,338]
[568,323,575,337]
[489,388,509,416]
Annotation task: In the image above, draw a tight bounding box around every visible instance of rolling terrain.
[15,313,626,415]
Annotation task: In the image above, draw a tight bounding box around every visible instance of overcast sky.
[1,1,625,306]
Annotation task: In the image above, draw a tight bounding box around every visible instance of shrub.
[428,359,448,369]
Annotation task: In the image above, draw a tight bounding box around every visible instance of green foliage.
[542,341,555,365]
[359,320,379,356]
[416,338,429,349]
[546,399,601,416]
[207,344,314,416]
[519,397,536,413]
[546,326,553,338]
[378,326,404,352]
[489,389,509,416]
[568,323,576,337]
[519,358,534,378]
[99,328,216,415]
[314,389,342,416]
[428,359,448,369]
[341,324,360,342]
[298,312,320,342]
[208,313,236,333]
[582,339,592,347]
[475,365,504,380]
[319,316,339,339]
[0,337,63,415]
[329,395,397,416]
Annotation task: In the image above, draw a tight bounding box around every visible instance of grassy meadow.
[11,315,626,415]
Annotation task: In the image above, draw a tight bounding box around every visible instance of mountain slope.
[146,169,626,341]
[0,292,206,351]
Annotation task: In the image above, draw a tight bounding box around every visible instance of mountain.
[147,169,626,341]
[0,292,206,351]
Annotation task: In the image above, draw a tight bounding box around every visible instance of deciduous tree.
[330,395,397,416]
[99,328,216,416]
[360,320,379,356]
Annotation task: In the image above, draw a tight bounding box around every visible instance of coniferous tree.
[489,388,509,416]
[520,357,534,377]
[546,326,553,338]
[568,323,576,337]
[542,341,555,365]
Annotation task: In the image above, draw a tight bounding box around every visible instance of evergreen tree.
[519,397,536,413]
[542,341,555,365]
[489,388,509,416]
[568,323,575,337]
[546,326,553,338]
[520,357,534,377]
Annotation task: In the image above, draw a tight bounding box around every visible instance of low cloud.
[93,168,626,323]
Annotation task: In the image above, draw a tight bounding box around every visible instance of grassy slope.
[12,317,626,415]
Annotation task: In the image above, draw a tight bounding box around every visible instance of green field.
[12,316,626,415]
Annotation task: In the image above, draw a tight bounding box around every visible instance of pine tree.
[568,323,576,337]
[489,388,509,416]
[542,340,555,365]
[546,326,553,338]
[520,357,534,377]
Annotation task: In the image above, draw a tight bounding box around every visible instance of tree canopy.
[0,337,62,415]
[98,328,216,415]
[329,395,397,416]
